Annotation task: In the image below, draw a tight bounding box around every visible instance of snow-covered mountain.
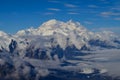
[1,19,120,51]
[0,19,119,60]
[0,19,120,80]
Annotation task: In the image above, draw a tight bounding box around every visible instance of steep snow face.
[0,31,8,36]
[0,31,12,51]
[38,19,88,36]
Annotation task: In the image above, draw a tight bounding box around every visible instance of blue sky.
[0,0,120,34]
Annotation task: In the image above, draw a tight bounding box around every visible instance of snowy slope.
[0,31,12,51]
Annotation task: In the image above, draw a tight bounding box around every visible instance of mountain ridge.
[0,19,120,52]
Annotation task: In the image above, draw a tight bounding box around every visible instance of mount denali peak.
[16,20,88,36]
[40,19,81,30]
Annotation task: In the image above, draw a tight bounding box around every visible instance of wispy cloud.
[99,0,106,1]
[64,3,78,8]
[84,21,93,25]
[99,0,110,4]
[111,7,120,11]
[88,5,98,8]
[67,9,79,12]
[48,0,60,3]
[100,11,120,17]
[114,17,120,20]
[92,27,120,34]
[47,8,61,11]
[44,12,54,15]
[67,12,79,15]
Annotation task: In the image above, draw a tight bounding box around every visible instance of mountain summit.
[16,19,87,36]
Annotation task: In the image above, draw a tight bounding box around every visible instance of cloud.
[88,5,98,8]
[64,3,78,8]
[48,0,60,3]
[67,12,79,15]
[81,49,120,77]
[114,17,120,20]
[100,12,112,17]
[111,7,120,11]
[99,0,110,4]
[44,12,54,15]
[99,0,106,1]
[100,11,120,17]
[100,27,120,35]
[84,21,93,25]
[47,8,61,11]
[67,8,84,13]
[92,27,120,34]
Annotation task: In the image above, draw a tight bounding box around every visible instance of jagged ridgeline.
[0,19,120,59]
